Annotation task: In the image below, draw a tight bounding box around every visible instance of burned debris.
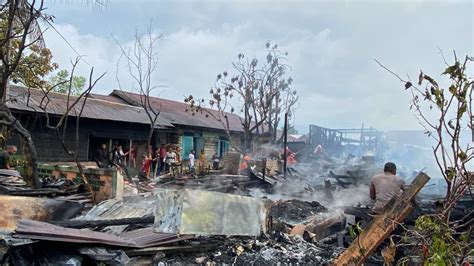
[1,139,464,266]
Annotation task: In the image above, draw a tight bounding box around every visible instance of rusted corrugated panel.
[13,219,191,248]
[7,86,174,128]
[0,195,83,230]
[111,90,244,132]
[81,197,155,220]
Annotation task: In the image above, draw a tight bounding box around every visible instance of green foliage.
[414,215,465,265]
[10,44,59,89]
[1,10,58,89]
[347,221,363,240]
[49,69,86,95]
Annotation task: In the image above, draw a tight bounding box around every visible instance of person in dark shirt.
[94,144,108,168]
[0,145,17,169]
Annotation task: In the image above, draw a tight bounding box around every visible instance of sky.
[40,0,473,133]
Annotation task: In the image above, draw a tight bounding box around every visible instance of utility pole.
[283,112,288,178]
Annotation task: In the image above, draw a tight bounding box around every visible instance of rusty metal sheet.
[13,219,192,248]
[0,195,83,230]
[7,85,173,128]
[81,197,155,221]
[112,90,244,132]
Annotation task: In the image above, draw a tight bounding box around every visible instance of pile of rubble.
[1,153,468,265]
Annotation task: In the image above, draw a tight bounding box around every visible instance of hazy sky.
[41,0,473,133]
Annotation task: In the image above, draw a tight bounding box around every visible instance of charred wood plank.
[50,216,154,228]
[335,172,430,266]
[125,244,216,257]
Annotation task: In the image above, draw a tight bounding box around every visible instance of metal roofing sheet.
[81,197,155,220]
[112,90,244,132]
[14,219,190,248]
[7,86,174,128]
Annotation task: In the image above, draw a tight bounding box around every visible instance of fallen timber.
[50,215,154,228]
[335,172,430,265]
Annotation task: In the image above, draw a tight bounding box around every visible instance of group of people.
[186,150,221,175]
[140,144,179,178]
[94,143,136,169]
[94,142,224,179]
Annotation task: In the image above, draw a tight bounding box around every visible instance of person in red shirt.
[239,154,250,174]
[287,153,297,166]
[140,154,152,179]
[158,144,167,173]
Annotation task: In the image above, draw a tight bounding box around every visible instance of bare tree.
[376,53,473,264]
[114,23,162,175]
[36,57,105,193]
[376,53,473,218]
[1,0,106,188]
[186,42,297,152]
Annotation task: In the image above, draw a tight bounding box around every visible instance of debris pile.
[157,232,344,265]
[0,153,466,265]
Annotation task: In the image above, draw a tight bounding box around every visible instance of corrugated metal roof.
[111,90,244,132]
[7,86,174,128]
[14,219,191,248]
[81,197,154,220]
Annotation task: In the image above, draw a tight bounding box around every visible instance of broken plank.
[125,245,216,257]
[50,216,154,228]
[0,195,83,230]
[334,172,430,266]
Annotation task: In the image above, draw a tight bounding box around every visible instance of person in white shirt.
[188,150,195,173]
[164,149,176,172]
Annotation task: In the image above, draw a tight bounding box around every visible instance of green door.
[182,136,194,159]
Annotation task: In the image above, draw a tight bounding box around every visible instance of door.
[182,136,194,160]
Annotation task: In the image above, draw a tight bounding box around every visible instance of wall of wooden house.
[10,113,151,163]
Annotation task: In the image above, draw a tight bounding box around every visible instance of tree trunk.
[147,125,154,156]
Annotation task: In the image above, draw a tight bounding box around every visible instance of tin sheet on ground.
[154,189,266,236]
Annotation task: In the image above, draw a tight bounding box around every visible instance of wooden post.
[335,172,430,266]
[283,112,288,179]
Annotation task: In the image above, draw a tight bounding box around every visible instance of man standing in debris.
[370,162,405,214]
[0,145,17,169]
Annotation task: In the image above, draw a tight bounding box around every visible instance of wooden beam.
[335,172,430,265]
[125,245,216,257]
[50,215,154,228]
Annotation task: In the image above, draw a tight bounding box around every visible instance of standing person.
[150,146,158,177]
[198,150,206,175]
[188,150,195,174]
[94,143,108,168]
[287,153,297,166]
[164,148,176,173]
[370,162,405,214]
[175,147,182,162]
[212,152,220,170]
[129,146,138,168]
[0,145,17,170]
[112,144,130,169]
[159,144,167,173]
[239,154,250,174]
[140,153,152,180]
